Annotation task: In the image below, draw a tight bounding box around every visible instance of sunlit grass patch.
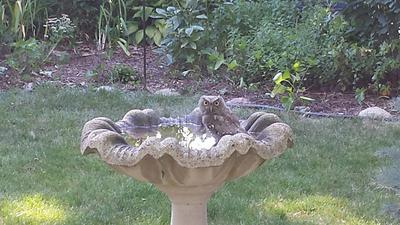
[0,194,66,225]
[263,195,377,225]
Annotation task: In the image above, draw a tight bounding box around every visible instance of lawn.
[0,85,399,225]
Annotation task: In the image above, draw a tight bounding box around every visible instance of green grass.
[0,85,399,225]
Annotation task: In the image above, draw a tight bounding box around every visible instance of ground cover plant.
[0,85,399,225]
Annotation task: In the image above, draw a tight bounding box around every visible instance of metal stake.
[142,0,147,91]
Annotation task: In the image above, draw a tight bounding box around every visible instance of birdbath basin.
[80,108,293,225]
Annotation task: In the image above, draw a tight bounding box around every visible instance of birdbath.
[80,107,293,225]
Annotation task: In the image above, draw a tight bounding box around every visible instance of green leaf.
[355,88,366,105]
[281,96,294,111]
[133,7,154,21]
[135,30,144,44]
[214,58,225,70]
[254,50,262,60]
[273,72,284,84]
[153,31,162,46]
[155,8,167,17]
[239,77,247,88]
[171,16,180,30]
[282,70,291,80]
[182,70,193,76]
[126,22,138,36]
[180,40,189,48]
[189,42,197,50]
[227,60,238,71]
[292,61,300,72]
[195,14,208,19]
[190,33,202,41]
[192,25,204,31]
[185,27,193,36]
[299,96,315,102]
[166,6,176,12]
[145,26,157,38]
[271,83,287,95]
[117,38,131,56]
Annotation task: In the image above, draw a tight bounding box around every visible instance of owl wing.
[223,110,241,127]
[214,114,244,134]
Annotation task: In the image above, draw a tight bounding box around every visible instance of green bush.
[109,64,139,84]
[165,0,347,87]
[343,0,400,45]
[6,38,46,74]
[340,0,400,94]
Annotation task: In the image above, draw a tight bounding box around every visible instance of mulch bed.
[0,44,397,116]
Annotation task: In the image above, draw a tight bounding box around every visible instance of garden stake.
[142,0,147,91]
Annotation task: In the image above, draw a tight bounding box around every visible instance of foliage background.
[0,0,399,96]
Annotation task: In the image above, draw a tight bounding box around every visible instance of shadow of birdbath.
[80,107,293,225]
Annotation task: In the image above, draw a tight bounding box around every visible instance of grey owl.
[198,95,245,141]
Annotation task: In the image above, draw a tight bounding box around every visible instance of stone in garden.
[39,70,53,78]
[23,83,34,92]
[358,107,392,119]
[294,106,311,113]
[226,97,251,105]
[0,66,7,75]
[95,85,113,92]
[154,88,180,96]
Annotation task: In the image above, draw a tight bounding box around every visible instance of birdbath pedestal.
[159,185,219,225]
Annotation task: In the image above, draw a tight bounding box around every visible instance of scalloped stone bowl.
[80,109,293,225]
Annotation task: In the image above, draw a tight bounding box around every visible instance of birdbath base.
[157,184,223,225]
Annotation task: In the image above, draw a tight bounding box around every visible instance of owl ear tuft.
[217,96,225,103]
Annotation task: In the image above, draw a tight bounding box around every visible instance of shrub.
[109,64,139,84]
[6,38,46,74]
[341,0,400,94]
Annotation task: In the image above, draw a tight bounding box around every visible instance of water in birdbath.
[122,124,217,150]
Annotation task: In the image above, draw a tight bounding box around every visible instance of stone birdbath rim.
[80,108,293,225]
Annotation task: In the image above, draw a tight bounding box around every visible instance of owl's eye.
[214,101,220,106]
[203,101,209,105]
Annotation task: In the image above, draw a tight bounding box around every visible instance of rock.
[358,107,392,119]
[80,82,87,87]
[154,88,180,96]
[294,106,311,113]
[96,86,114,92]
[39,70,53,78]
[226,97,251,105]
[0,66,7,75]
[23,83,34,92]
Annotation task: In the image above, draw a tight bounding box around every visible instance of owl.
[198,95,245,141]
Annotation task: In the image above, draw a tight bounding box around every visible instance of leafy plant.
[109,64,139,84]
[6,38,46,74]
[42,14,76,62]
[270,62,314,111]
[343,0,400,45]
[156,0,208,67]
[44,14,76,45]
[96,0,167,52]
[354,87,366,105]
